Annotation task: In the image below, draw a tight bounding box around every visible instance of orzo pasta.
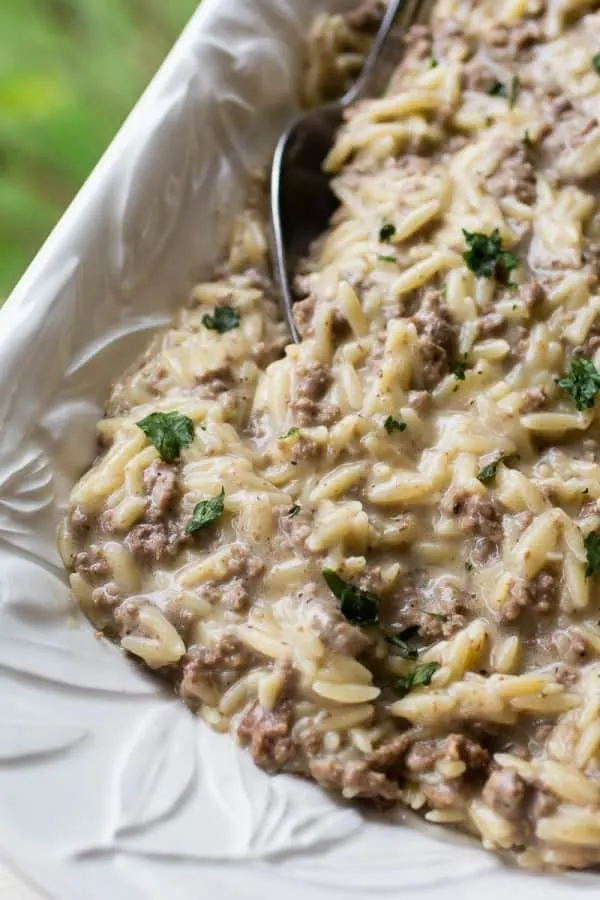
[59,0,600,870]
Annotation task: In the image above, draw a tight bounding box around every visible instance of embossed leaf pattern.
[249,775,361,857]
[0,723,87,762]
[199,726,360,859]
[0,446,53,518]
[199,725,266,851]
[0,635,159,695]
[112,705,196,836]
[282,816,498,893]
[0,557,160,694]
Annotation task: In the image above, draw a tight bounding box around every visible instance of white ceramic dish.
[0,1,596,897]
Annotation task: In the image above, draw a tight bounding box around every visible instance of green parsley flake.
[386,634,418,660]
[384,416,407,434]
[280,427,300,439]
[322,569,379,626]
[453,353,469,381]
[429,57,438,68]
[377,254,397,264]
[465,561,474,572]
[488,80,506,97]
[509,75,520,108]
[136,411,194,463]
[593,52,600,75]
[486,77,519,107]
[201,306,240,333]
[286,504,301,518]
[379,223,396,242]
[584,531,600,577]
[462,228,519,283]
[557,357,600,411]
[186,488,225,535]
[477,457,503,484]
[396,662,440,697]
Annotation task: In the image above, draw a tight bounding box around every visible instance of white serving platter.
[0,0,596,896]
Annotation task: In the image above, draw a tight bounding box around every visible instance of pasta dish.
[58,0,600,870]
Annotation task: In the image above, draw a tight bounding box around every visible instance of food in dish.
[59,0,600,870]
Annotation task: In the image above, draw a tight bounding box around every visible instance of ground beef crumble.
[185,634,256,676]
[237,699,296,772]
[500,570,558,622]
[309,756,400,800]
[90,582,122,624]
[73,546,109,581]
[303,584,370,656]
[440,489,504,541]
[411,290,457,390]
[193,544,264,613]
[144,461,179,522]
[180,635,261,706]
[406,734,490,810]
[292,294,316,338]
[520,386,547,413]
[482,766,560,845]
[290,362,339,426]
[125,521,188,564]
[482,768,526,821]
[386,574,470,641]
[486,141,536,206]
[290,434,322,464]
[70,505,92,537]
[195,364,235,399]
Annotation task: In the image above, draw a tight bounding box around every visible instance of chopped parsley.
[201,306,240,333]
[509,75,520,108]
[453,353,469,381]
[384,416,407,434]
[322,569,379,626]
[488,80,506,97]
[557,357,600,411]
[429,57,439,68]
[487,76,519,106]
[286,504,301,518]
[377,254,397,263]
[386,634,418,660]
[478,457,503,484]
[396,662,440,697]
[584,531,600,577]
[186,488,225,534]
[280,426,300,439]
[465,561,474,572]
[462,228,519,283]
[593,52,600,75]
[136,411,194,463]
[379,223,396,242]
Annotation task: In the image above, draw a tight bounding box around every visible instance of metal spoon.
[270,0,430,342]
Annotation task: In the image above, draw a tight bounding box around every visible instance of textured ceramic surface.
[0,0,596,897]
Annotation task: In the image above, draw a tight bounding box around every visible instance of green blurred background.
[0,0,197,298]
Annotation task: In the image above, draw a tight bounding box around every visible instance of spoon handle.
[343,0,423,106]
